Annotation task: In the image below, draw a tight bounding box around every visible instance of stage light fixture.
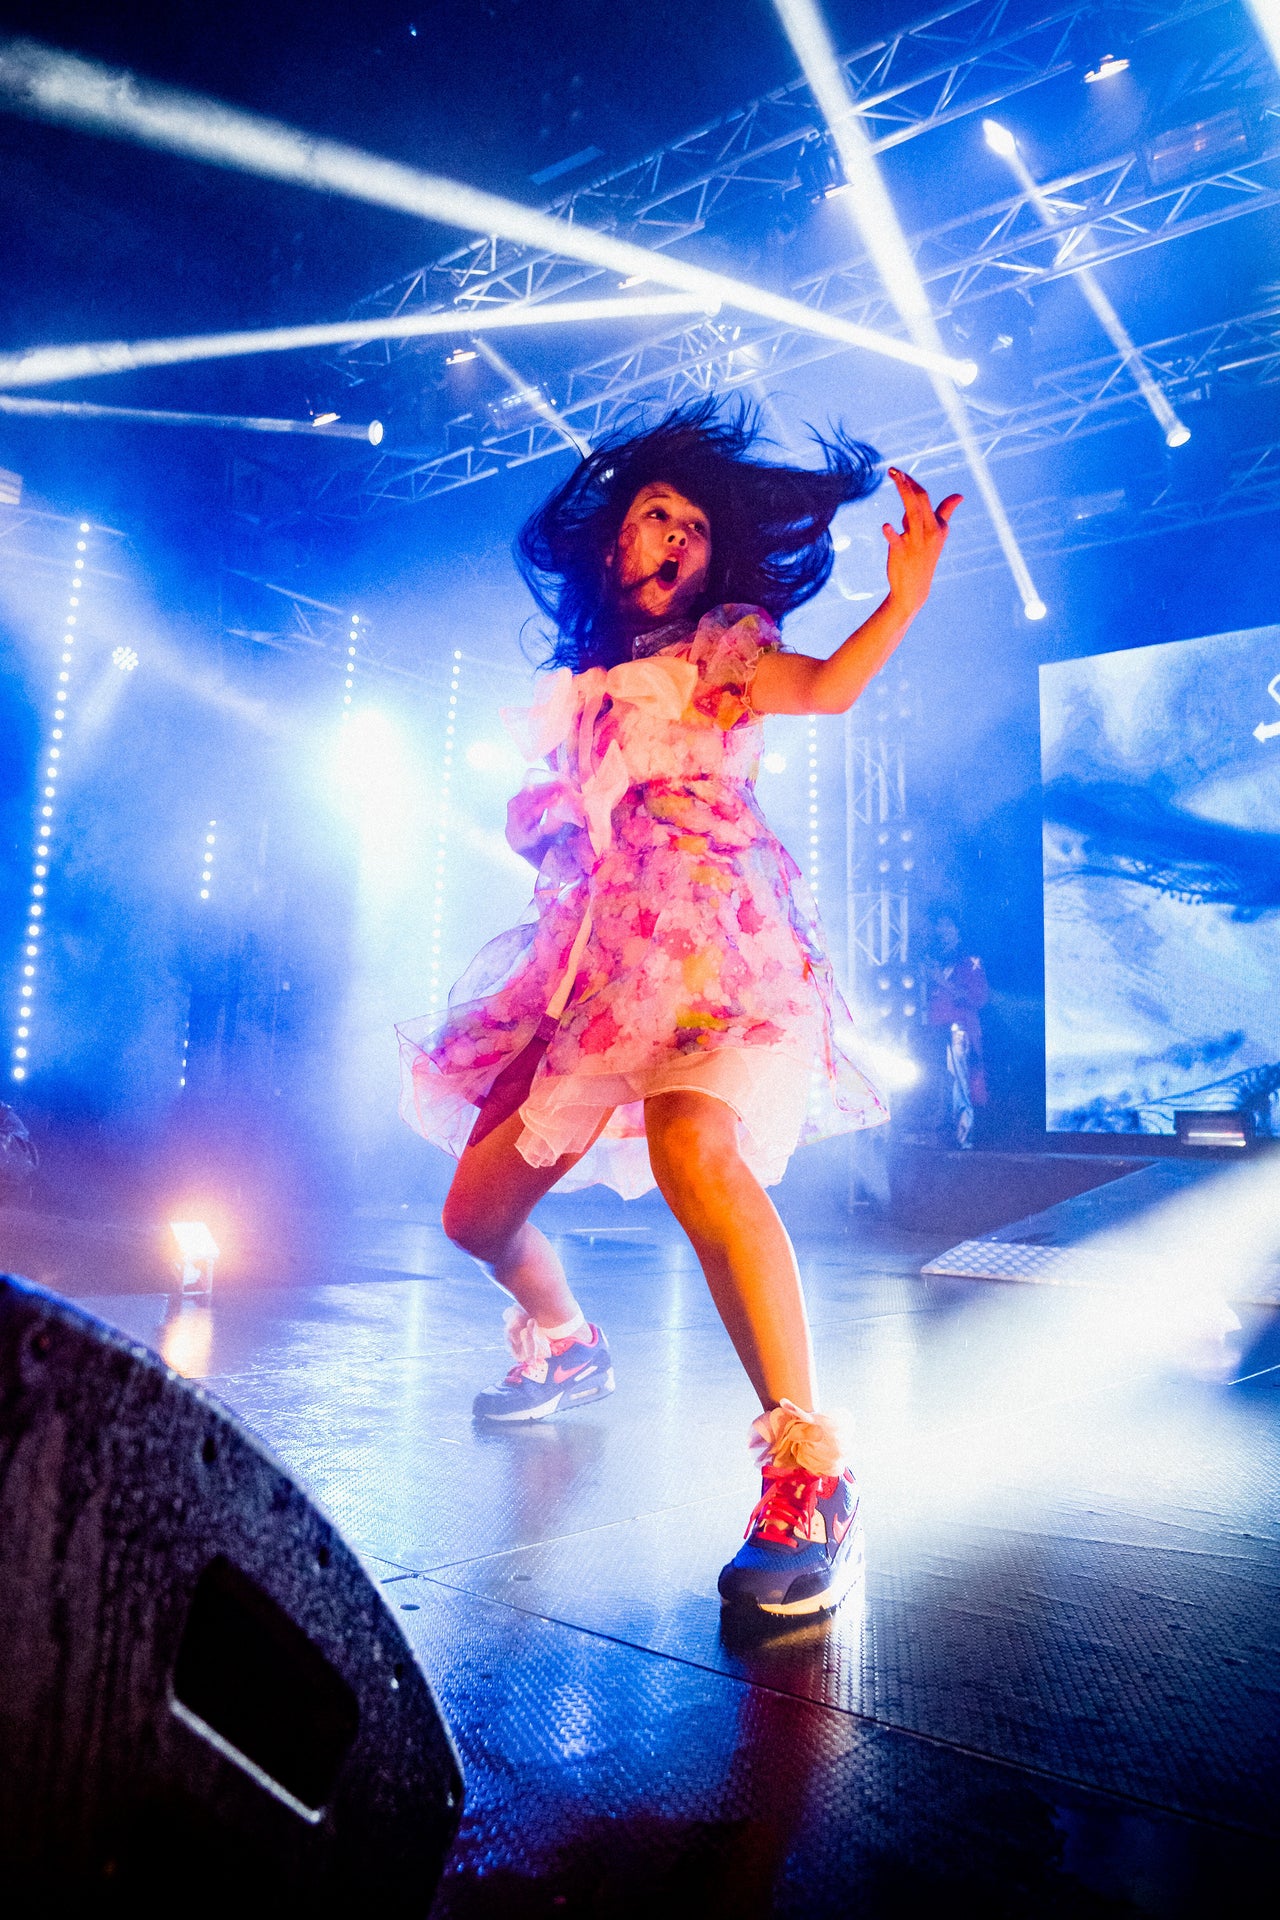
[1084,54,1130,84]
[170,1219,220,1295]
[0,394,384,443]
[0,38,975,387]
[1024,598,1047,621]
[311,410,340,425]
[983,128,1192,452]
[762,751,787,775]
[474,334,590,456]
[111,645,138,671]
[774,0,1043,618]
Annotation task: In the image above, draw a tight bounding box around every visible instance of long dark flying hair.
[515,398,882,671]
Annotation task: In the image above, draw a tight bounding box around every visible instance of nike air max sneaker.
[717,1464,862,1617]
[472,1322,615,1423]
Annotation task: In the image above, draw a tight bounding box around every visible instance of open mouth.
[657,557,680,585]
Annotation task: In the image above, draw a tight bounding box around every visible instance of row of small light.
[428,651,463,1015]
[806,721,821,901]
[12,523,90,1082]
[178,816,219,1089]
[873,672,917,1026]
[344,614,360,713]
[198,818,217,902]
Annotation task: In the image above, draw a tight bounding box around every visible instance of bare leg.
[645,1090,816,1411]
[442,1106,611,1325]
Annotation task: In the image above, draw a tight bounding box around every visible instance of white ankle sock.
[539,1309,586,1341]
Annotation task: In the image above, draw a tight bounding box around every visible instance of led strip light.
[428,652,462,1016]
[12,521,90,1082]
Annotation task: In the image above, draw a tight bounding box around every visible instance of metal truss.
[334,0,1238,370]
[318,267,1280,526]
[844,725,912,982]
[307,0,1270,517]
[888,301,1280,472]
[943,435,1280,574]
[847,890,912,971]
[319,140,1280,511]
[218,569,526,693]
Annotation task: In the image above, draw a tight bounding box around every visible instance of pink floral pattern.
[398,605,887,1196]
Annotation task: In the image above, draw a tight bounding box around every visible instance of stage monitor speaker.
[0,1270,463,1905]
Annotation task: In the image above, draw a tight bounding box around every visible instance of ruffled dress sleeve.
[685,604,783,730]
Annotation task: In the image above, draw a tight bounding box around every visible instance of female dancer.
[399,404,960,1617]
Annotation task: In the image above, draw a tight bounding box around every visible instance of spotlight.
[311,410,340,425]
[170,1219,219,1295]
[1024,598,1048,621]
[111,645,139,671]
[445,348,478,366]
[762,750,787,775]
[983,118,1018,158]
[1165,422,1192,448]
[1084,53,1130,83]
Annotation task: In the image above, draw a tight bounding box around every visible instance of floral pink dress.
[398,605,887,1199]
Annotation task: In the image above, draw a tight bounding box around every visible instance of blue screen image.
[1041,625,1280,1136]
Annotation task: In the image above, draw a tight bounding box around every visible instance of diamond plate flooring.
[77,1208,1280,1915]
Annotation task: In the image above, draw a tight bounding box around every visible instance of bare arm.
[752,468,962,716]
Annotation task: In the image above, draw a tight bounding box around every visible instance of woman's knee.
[646,1097,743,1211]
[441,1185,518,1262]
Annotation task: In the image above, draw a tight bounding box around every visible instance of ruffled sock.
[503,1304,588,1364]
[749,1398,850,1477]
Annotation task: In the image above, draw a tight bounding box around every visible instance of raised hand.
[882,466,963,614]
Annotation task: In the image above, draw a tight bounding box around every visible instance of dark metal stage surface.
[61,1211,1280,1915]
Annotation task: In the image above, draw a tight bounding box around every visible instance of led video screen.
[1041,625,1280,1136]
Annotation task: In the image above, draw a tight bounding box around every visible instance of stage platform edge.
[922,1158,1280,1307]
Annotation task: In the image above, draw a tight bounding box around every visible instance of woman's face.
[606,482,712,621]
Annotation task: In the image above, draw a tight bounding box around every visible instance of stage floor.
[75,1211,1280,1916]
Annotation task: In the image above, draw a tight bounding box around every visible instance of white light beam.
[0,36,977,389]
[775,0,1046,619]
[0,293,712,392]
[471,336,592,458]
[0,394,385,441]
[1247,2,1280,75]
[983,121,1190,449]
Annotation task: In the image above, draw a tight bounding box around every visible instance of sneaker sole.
[474,1366,615,1424]
[723,1520,865,1619]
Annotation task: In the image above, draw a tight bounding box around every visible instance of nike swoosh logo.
[831,1511,856,1546]
[553,1359,596,1384]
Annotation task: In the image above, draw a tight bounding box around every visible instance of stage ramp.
[922,1157,1280,1307]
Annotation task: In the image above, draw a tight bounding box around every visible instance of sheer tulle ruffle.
[398,606,887,1199]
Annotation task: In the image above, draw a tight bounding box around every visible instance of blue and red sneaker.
[472,1322,615,1423]
[717,1464,863,1617]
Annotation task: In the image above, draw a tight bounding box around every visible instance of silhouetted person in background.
[924,912,988,1149]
